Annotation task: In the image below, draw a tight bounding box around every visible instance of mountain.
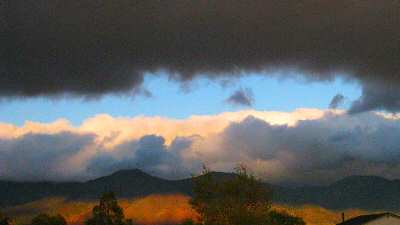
[69,169,190,199]
[1,170,400,211]
[275,175,400,211]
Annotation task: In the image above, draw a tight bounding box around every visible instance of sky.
[3,0,400,184]
[0,73,360,125]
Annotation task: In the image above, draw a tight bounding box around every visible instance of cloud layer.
[197,113,400,184]
[5,0,400,112]
[1,109,400,184]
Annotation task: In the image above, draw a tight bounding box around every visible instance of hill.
[275,175,400,210]
[4,195,374,225]
[1,169,400,211]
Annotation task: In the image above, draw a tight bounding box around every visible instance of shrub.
[85,192,136,225]
[31,214,67,225]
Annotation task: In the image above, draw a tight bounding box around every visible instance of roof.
[337,213,400,225]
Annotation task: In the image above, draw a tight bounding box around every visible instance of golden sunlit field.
[3,194,380,225]
[3,195,198,225]
[272,204,372,225]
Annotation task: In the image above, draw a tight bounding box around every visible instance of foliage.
[0,211,10,225]
[268,210,306,225]
[190,165,272,225]
[85,192,135,225]
[31,214,67,225]
[3,196,371,225]
[179,219,201,225]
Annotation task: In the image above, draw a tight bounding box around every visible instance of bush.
[31,214,67,225]
[85,192,136,225]
[268,210,306,225]
[179,219,201,225]
[0,212,10,225]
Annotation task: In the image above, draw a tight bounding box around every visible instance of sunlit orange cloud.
[1,108,400,182]
[80,108,335,149]
[3,108,400,152]
[0,119,75,139]
[375,112,400,120]
[0,108,340,147]
[0,108,347,181]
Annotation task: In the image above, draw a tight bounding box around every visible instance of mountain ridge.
[1,169,400,211]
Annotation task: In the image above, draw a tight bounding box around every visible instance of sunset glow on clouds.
[4,0,400,192]
[1,108,400,185]
[0,108,328,146]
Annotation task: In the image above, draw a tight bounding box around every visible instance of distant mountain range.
[1,169,400,211]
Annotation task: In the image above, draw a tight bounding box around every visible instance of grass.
[3,195,384,225]
[272,204,371,225]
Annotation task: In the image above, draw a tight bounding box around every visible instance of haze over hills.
[1,169,400,211]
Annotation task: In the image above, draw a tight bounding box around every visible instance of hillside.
[4,195,374,225]
[275,176,400,210]
[1,169,400,211]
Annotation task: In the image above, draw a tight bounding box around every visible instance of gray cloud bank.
[0,132,95,181]
[1,112,400,185]
[86,135,198,180]
[4,0,400,112]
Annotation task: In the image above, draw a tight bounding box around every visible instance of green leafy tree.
[31,214,67,225]
[85,192,134,225]
[190,165,272,225]
[0,211,10,225]
[268,210,306,225]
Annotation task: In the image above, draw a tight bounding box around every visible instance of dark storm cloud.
[5,0,400,111]
[349,82,400,114]
[329,94,345,109]
[226,88,254,107]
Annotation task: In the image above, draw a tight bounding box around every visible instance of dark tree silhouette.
[268,210,306,225]
[85,192,134,225]
[179,219,201,225]
[190,166,306,225]
[0,211,10,225]
[31,214,67,225]
[190,165,272,225]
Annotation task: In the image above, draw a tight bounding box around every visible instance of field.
[3,194,378,225]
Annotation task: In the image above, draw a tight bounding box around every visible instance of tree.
[268,210,306,225]
[190,165,272,225]
[85,192,134,225]
[0,211,10,225]
[31,214,67,225]
[179,219,201,225]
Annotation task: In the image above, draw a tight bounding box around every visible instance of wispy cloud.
[226,88,254,107]
[329,94,345,109]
